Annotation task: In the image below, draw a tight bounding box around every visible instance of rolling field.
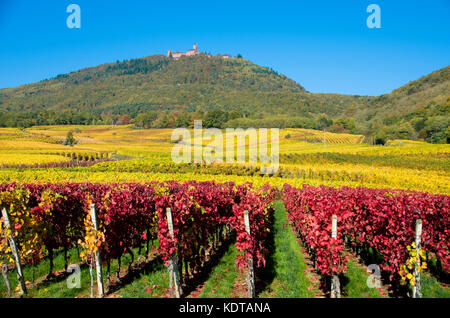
[0,125,448,299]
[0,125,448,193]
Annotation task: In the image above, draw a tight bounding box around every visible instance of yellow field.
[0,152,70,166]
[0,125,448,194]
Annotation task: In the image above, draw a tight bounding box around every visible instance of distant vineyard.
[0,151,115,169]
[0,126,448,195]
[284,128,365,144]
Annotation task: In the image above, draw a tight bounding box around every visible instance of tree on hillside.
[394,122,416,140]
[64,131,76,146]
[116,114,131,125]
[228,110,242,120]
[425,116,449,143]
[315,115,332,130]
[133,111,158,129]
[204,109,229,128]
[193,110,204,121]
[151,112,173,128]
[330,117,357,134]
[175,112,192,127]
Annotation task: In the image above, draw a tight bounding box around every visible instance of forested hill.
[0,53,448,143]
[350,66,449,143]
[0,53,369,124]
[0,54,305,113]
[352,66,449,122]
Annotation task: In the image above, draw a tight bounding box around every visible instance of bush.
[64,131,76,146]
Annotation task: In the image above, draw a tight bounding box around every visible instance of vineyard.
[283,128,365,144]
[0,180,448,298]
[0,125,449,298]
[0,181,275,298]
[0,126,448,194]
[283,184,449,295]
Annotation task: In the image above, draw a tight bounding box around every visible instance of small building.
[167,44,232,60]
[167,44,199,60]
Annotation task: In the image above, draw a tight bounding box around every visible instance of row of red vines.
[0,181,275,281]
[283,184,348,276]
[230,183,275,270]
[283,184,449,281]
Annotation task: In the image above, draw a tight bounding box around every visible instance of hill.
[0,53,368,125]
[0,53,448,143]
[351,66,449,143]
[0,54,303,113]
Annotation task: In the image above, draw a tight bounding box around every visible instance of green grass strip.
[258,200,314,298]
[198,242,240,298]
[341,254,387,298]
[1,248,80,298]
[116,257,168,298]
[417,272,450,298]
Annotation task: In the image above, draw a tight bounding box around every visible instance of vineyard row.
[283,184,449,295]
[0,181,275,296]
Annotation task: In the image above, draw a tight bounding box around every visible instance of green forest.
[0,54,448,144]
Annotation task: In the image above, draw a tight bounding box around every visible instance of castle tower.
[193,43,198,52]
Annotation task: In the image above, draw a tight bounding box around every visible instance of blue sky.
[0,0,449,95]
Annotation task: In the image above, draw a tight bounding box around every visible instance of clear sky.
[0,0,449,95]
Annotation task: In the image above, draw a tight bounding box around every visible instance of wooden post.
[31,258,35,284]
[1,206,27,295]
[89,253,94,298]
[166,208,182,298]
[244,210,256,298]
[90,204,104,297]
[331,215,337,239]
[145,228,150,259]
[48,246,54,277]
[413,219,422,298]
[330,215,341,298]
[1,263,11,297]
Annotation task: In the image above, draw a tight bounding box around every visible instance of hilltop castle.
[167,43,199,60]
[167,44,231,60]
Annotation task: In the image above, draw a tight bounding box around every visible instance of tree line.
[0,102,448,144]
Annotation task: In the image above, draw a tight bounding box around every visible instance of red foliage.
[1,181,275,274]
[283,184,449,278]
